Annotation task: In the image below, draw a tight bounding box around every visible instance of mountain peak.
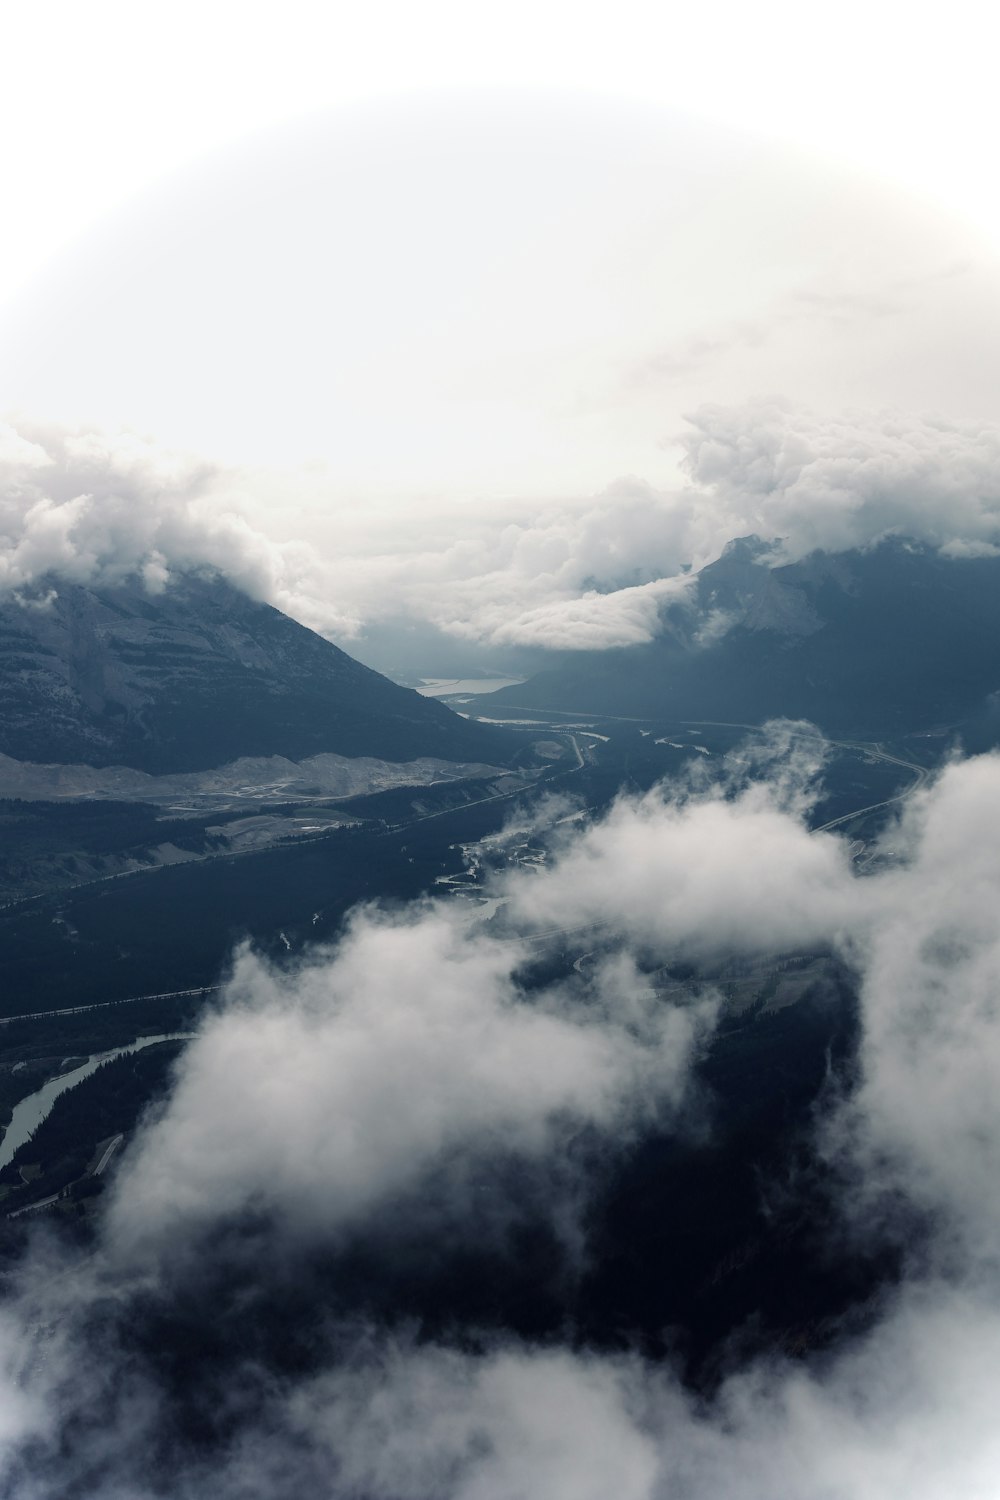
[719,534,772,562]
[699,538,823,637]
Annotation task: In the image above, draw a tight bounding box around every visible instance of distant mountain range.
[0,574,514,774]
[489,538,1000,738]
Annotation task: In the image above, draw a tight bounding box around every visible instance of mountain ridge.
[0,572,515,775]
[488,538,1000,736]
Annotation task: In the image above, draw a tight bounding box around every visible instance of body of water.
[415,677,525,697]
[0,1033,191,1170]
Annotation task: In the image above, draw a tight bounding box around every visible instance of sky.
[5,2,1000,303]
[3,3,1000,487]
[3,3,1000,661]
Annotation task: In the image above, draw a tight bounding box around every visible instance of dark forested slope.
[0,573,514,773]
[491,538,1000,736]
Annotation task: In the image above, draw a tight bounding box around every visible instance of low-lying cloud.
[6,402,1000,654]
[108,907,716,1262]
[505,750,857,961]
[4,734,1000,1494]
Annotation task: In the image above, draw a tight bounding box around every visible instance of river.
[0,1033,191,1170]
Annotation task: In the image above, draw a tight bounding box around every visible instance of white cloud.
[7,403,1000,654]
[679,398,1000,564]
[0,421,361,636]
[258,1285,1000,1500]
[104,723,844,1260]
[831,755,1000,1258]
[485,577,690,651]
[505,736,856,960]
[7,741,1000,1494]
[107,904,716,1261]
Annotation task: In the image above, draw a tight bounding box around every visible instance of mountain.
[0,573,515,774]
[488,538,1000,736]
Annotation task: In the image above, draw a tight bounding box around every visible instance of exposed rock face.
[698,536,825,637]
[0,573,514,774]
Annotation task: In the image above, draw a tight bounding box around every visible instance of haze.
[3,88,999,512]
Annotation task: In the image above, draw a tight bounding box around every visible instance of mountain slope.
[489,539,1000,736]
[0,573,514,774]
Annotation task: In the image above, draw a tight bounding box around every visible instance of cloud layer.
[3,734,1000,1494]
[680,399,1000,564]
[6,402,1000,654]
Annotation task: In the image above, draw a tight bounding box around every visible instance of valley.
[0,561,976,1427]
[0,692,935,1263]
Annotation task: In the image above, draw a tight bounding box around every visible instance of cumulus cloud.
[0,423,698,648]
[832,754,1000,1259]
[108,905,715,1261]
[369,400,1000,652]
[256,1285,1000,1500]
[309,478,704,652]
[5,740,1000,1493]
[0,420,361,636]
[483,576,691,651]
[9,401,1000,656]
[105,725,841,1262]
[679,398,1000,565]
[506,724,856,959]
[325,402,1000,651]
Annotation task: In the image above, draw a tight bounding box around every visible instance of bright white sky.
[2,0,999,506]
[4,0,998,294]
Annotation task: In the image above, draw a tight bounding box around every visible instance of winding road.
[0,722,927,1028]
[672,720,930,834]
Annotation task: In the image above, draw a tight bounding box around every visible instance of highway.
[812,749,929,833]
[670,719,930,834]
[0,724,923,1029]
[494,709,932,835]
[381,731,589,833]
[0,732,592,1027]
[0,985,220,1028]
[473,704,933,810]
[93,1133,124,1176]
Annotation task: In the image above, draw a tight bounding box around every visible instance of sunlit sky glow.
[5,0,998,304]
[3,1,999,514]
